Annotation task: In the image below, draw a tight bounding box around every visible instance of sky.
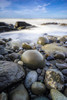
[0,0,67,18]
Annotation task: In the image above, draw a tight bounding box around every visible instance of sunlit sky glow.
[0,0,67,18]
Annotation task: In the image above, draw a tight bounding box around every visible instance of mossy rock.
[45,69,64,90]
[42,43,67,55]
[18,26,25,30]
[37,37,49,45]
[51,89,67,100]
[22,43,32,49]
[21,50,45,69]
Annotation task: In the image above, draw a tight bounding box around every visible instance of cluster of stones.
[0,35,67,100]
[0,21,35,33]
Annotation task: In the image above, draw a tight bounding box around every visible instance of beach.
[0,19,67,100]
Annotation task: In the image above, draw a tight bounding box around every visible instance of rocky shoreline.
[0,35,67,100]
[0,21,35,33]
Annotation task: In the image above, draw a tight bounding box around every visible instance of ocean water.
[0,19,67,43]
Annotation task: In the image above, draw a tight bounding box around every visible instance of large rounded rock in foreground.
[0,61,25,91]
[45,69,64,90]
[21,50,45,69]
[9,84,29,100]
[51,89,67,100]
[31,82,46,95]
[37,37,49,45]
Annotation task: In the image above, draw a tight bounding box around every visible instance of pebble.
[18,61,23,66]
[62,69,67,76]
[31,82,46,95]
[56,63,67,70]
[25,71,38,88]
[37,68,42,74]
[50,89,67,100]
[64,88,67,97]
[54,51,65,59]
[37,37,49,45]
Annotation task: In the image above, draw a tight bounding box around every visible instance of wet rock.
[60,23,67,26]
[8,53,20,61]
[10,39,22,50]
[9,84,29,100]
[62,69,67,76]
[59,36,67,43]
[18,61,23,66]
[46,56,54,61]
[31,82,46,95]
[54,51,65,59]
[0,92,8,100]
[14,21,32,28]
[0,55,4,60]
[34,96,49,100]
[0,61,25,91]
[56,63,67,70]
[14,59,19,63]
[64,88,67,97]
[38,75,44,82]
[0,22,8,26]
[0,39,6,46]
[48,36,57,43]
[22,43,32,49]
[0,26,14,33]
[37,68,42,74]
[64,76,67,83]
[0,46,8,55]
[21,50,45,69]
[17,26,25,30]
[25,71,37,88]
[50,89,67,100]
[42,43,67,55]
[2,38,12,42]
[37,37,49,45]
[45,69,64,90]
[65,58,67,63]
[41,22,58,25]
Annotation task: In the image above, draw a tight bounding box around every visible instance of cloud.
[34,3,50,12]
[0,2,50,18]
[0,0,11,10]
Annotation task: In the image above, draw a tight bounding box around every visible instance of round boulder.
[45,69,64,90]
[37,37,49,45]
[21,50,45,69]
